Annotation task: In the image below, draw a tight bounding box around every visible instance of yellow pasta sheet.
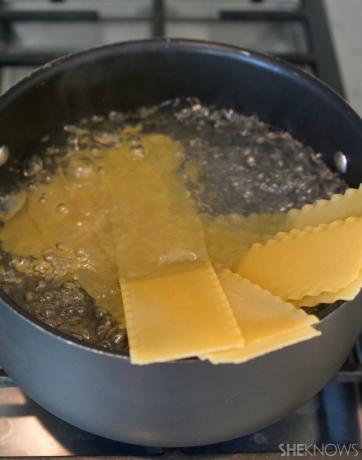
[202,213,286,269]
[237,217,362,301]
[121,264,244,364]
[101,133,245,363]
[288,185,362,230]
[61,162,124,322]
[0,152,124,320]
[0,206,47,257]
[91,134,208,277]
[26,173,96,250]
[203,186,362,273]
[293,270,362,307]
[201,270,319,364]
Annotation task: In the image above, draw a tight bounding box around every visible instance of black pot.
[0,39,361,447]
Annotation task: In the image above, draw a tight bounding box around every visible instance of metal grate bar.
[0,10,99,22]
[301,0,344,95]
[0,52,316,68]
[152,0,165,37]
[275,52,315,66]
[219,10,305,21]
[0,52,65,66]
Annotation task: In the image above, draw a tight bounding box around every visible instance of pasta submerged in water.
[0,132,246,364]
[0,101,358,364]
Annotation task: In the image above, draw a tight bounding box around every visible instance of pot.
[0,39,361,447]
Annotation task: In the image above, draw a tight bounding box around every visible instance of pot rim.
[0,38,357,362]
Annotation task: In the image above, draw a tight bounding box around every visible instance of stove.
[0,0,360,458]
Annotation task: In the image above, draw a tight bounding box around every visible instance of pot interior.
[0,40,361,353]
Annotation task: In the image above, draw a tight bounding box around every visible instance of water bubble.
[12,256,26,268]
[56,203,69,214]
[0,191,27,221]
[45,308,55,319]
[39,193,46,204]
[27,182,37,192]
[110,329,127,347]
[65,156,97,185]
[43,251,55,262]
[246,156,256,167]
[34,261,50,274]
[94,131,119,147]
[75,304,85,314]
[46,146,61,156]
[23,155,43,177]
[108,111,122,122]
[91,115,104,123]
[130,145,145,158]
[75,248,89,265]
[127,133,140,145]
[191,99,202,112]
[35,280,47,291]
[94,309,105,320]
[222,108,234,120]
[64,124,79,134]
[267,131,279,140]
[158,247,198,265]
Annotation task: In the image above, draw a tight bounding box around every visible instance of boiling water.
[0,98,347,353]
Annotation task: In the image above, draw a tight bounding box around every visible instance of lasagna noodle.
[237,217,362,301]
[203,327,320,364]
[201,213,285,269]
[201,270,319,364]
[204,186,362,272]
[287,185,362,230]
[121,264,244,364]
[293,270,362,308]
[101,134,244,363]
[62,161,124,322]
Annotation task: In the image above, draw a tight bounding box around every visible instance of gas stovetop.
[0,364,361,458]
[0,0,360,458]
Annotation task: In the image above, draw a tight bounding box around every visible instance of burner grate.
[0,0,344,96]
